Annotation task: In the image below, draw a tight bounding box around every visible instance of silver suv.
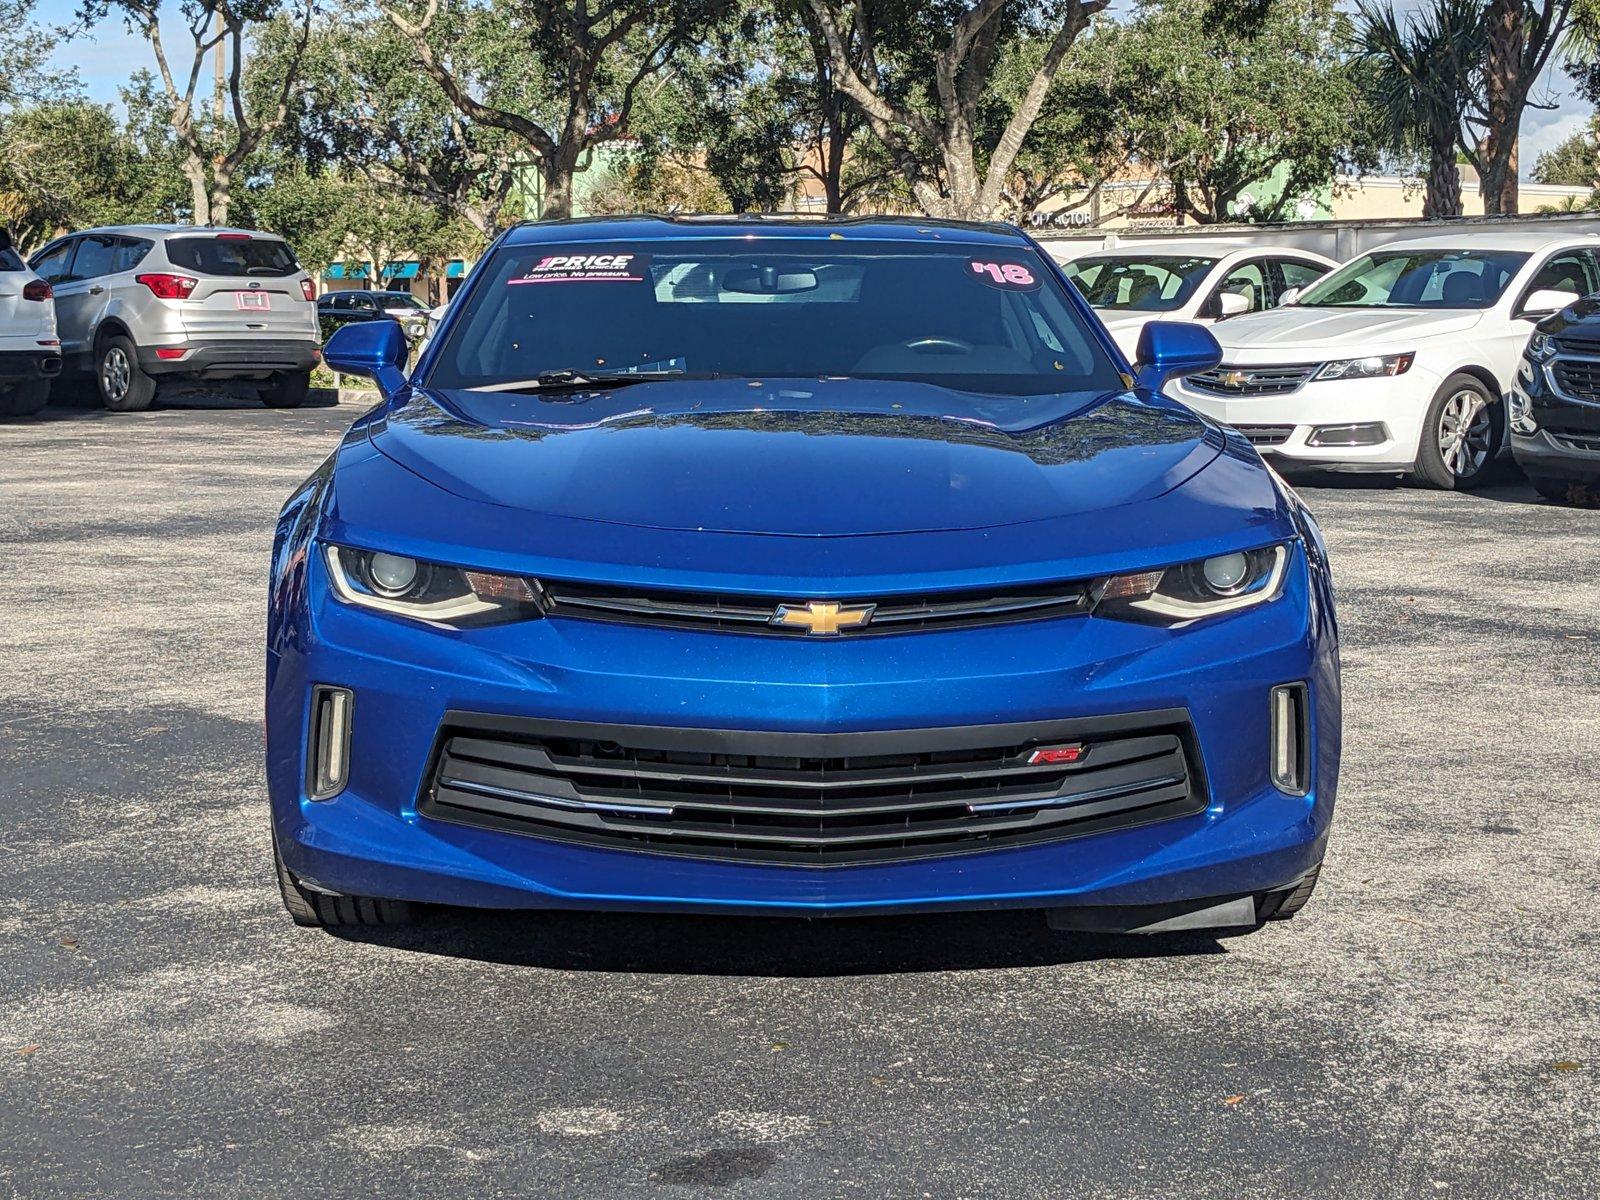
[28,225,319,411]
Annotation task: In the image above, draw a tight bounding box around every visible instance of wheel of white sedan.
[1416,374,1502,490]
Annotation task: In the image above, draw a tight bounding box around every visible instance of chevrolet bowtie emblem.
[771,600,876,636]
[1219,368,1250,388]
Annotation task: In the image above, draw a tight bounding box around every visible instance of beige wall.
[1330,171,1591,221]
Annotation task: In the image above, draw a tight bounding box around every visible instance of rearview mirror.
[323,319,409,398]
[1519,288,1581,320]
[1278,286,1302,307]
[1133,320,1223,392]
[1216,290,1251,318]
[722,265,818,295]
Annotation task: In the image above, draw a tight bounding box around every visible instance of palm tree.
[1355,0,1484,219]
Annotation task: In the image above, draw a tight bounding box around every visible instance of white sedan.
[1165,233,1600,489]
[0,241,60,418]
[1059,240,1337,359]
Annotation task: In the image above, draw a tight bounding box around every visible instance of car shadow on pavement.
[22,382,342,419]
[1284,468,1562,508]
[325,906,1231,976]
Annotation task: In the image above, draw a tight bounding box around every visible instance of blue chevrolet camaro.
[267,216,1339,937]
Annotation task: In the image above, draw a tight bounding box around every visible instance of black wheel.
[0,378,50,417]
[263,370,311,409]
[96,333,156,412]
[273,835,413,928]
[1414,374,1502,490]
[1264,862,1321,921]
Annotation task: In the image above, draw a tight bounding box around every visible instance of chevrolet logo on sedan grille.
[1218,368,1250,389]
[771,600,877,635]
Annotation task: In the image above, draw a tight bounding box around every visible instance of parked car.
[1509,295,1600,502]
[0,236,61,417]
[27,225,319,411]
[267,216,1339,938]
[1059,240,1336,358]
[1165,233,1600,489]
[317,288,431,342]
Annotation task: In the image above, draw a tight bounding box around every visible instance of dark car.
[1511,297,1600,502]
[318,289,430,341]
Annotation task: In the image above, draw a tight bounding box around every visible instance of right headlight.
[1096,545,1290,624]
[323,544,545,625]
[1311,352,1414,381]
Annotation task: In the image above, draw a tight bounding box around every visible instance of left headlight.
[1096,545,1290,624]
[323,544,545,625]
[1312,352,1414,382]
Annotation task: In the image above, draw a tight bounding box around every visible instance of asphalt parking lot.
[2,390,1597,1199]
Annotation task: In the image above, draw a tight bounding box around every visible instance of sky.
[31,0,1594,184]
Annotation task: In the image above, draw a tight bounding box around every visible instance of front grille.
[421,712,1206,866]
[1551,432,1600,454]
[540,578,1095,636]
[1551,356,1600,403]
[1234,424,1296,447]
[1186,364,1319,397]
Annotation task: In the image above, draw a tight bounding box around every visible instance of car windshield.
[1296,249,1530,309]
[165,235,299,277]
[377,293,425,310]
[425,238,1123,397]
[1061,254,1216,312]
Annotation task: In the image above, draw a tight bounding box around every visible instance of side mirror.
[1133,320,1223,392]
[1278,286,1302,307]
[323,319,409,398]
[1518,288,1581,320]
[1216,290,1251,318]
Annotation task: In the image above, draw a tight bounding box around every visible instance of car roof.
[66,224,286,240]
[500,214,1030,248]
[1068,239,1333,262]
[1369,232,1600,255]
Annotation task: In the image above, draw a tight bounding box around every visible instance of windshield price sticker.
[511,252,651,284]
[968,260,1039,290]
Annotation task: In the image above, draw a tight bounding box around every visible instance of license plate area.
[235,291,271,311]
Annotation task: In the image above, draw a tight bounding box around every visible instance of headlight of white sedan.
[324,545,544,625]
[1096,545,1289,624]
[1311,352,1414,381]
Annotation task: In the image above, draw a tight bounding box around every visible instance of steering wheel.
[903,336,974,356]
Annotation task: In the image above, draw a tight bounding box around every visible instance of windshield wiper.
[478,370,722,395]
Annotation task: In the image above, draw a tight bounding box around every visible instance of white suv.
[1166,233,1600,489]
[0,239,61,418]
[28,225,320,412]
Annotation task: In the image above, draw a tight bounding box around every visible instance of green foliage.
[1533,130,1598,185]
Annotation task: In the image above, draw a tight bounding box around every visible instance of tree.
[79,0,314,224]
[801,0,1106,220]
[1531,129,1597,183]
[1355,0,1483,219]
[0,0,78,111]
[1125,0,1373,224]
[374,0,735,219]
[1468,0,1577,213]
[263,9,521,236]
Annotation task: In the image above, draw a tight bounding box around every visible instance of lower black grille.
[421,712,1206,865]
[1234,424,1296,447]
[1187,364,1318,397]
[1551,432,1600,453]
[1552,357,1600,403]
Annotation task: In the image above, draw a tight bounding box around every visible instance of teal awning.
[383,261,420,280]
[446,260,466,279]
[325,262,368,280]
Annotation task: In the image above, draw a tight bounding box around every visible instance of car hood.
[1212,306,1483,354]
[366,378,1224,537]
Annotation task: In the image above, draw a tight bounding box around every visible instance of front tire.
[96,334,156,412]
[262,370,311,409]
[0,378,50,417]
[273,835,414,928]
[1414,374,1502,490]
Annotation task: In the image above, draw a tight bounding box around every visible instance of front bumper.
[1170,367,1438,472]
[139,339,319,378]
[1510,357,1600,482]
[267,543,1340,918]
